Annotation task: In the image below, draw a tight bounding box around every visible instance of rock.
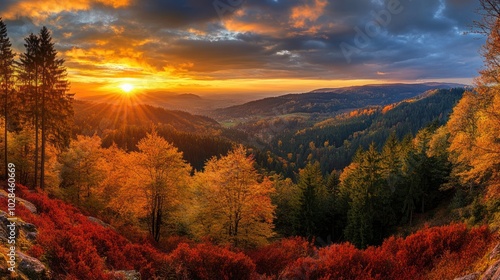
[18,199,37,214]
[493,269,500,280]
[455,273,480,280]
[482,259,500,280]
[0,211,9,225]
[110,270,141,280]
[17,251,48,280]
[26,232,38,241]
[491,243,500,260]
[0,190,37,213]
[21,223,37,233]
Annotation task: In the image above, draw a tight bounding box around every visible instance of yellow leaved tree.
[191,145,275,248]
[132,130,192,242]
[447,0,500,199]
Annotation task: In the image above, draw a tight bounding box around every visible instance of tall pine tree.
[18,27,73,188]
[0,18,15,179]
[18,33,41,187]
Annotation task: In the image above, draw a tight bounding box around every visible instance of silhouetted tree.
[0,18,15,178]
[18,27,73,188]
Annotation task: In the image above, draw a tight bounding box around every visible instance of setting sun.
[120,83,134,93]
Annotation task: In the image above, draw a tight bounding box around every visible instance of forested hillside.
[252,88,465,176]
[215,83,463,118]
[73,101,234,170]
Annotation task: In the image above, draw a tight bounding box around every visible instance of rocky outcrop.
[455,273,480,280]
[481,259,500,280]
[491,243,500,260]
[110,270,141,280]
[0,190,37,213]
[455,242,500,280]
[17,251,49,280]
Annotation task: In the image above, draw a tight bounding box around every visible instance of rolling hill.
[214,83,466,118]
[73,100,221,136]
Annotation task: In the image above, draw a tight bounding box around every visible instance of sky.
[0,0,485,98]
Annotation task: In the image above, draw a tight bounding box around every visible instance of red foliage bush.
[11,185,172,279]
[426,225,492,279]
[281,224,492,280]
[167,242,256,280]
[4,185,494,280]
[248,237,316,277]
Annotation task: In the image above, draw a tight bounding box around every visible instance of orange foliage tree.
[447,0,500,200]
[192,145,275,248]
[133,130,192,242]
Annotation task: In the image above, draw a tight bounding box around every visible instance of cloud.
[0,0,486,96]
[290,0,328,28]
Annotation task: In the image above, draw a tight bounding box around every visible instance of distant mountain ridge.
[73,100,221,136]
[215,83,466,118]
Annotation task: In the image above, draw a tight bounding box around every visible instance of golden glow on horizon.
[72,78,398,98]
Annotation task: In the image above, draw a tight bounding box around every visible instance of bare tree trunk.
[3,87,7,179]
[40,86,45,189]
[34,75,39,188]
[150,193,163,242]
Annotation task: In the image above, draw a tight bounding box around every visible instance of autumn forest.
[1,0,500,279]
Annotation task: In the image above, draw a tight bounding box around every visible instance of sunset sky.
[0,0,484,98]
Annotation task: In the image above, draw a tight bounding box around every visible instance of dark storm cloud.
[0,0,485,82]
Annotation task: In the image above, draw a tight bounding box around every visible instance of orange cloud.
[290,0,328,29]
[2,0,131,20]
[224,19,283,37]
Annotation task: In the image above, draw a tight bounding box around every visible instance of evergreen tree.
[342,144,393,248]
[18,27,73,188]
[380,132,402,193]
[18,33,41,187]
[296,162,326,240]
[38,26,73,189]
[0,18,15,178]
[271,175,301,236]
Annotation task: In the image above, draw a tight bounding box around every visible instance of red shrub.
[396,223,469,270]
[42,229,111,279]
[282,243,374,280]
[426,225,492,279]
[167,242,256,280]
[11,185,172,279]
[159,235,194,253]
[6,185,494,280]
[281,224,492,280]
[27,245,44,259]
[248,237,316,277]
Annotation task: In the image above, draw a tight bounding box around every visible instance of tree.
[447,0,500,199]
[38,26,73,189]
[193,145,275,248]
[475,0,500,84]
[398,126,450,225]
[134,130,191,242]
[271,175,301,236]
[17,32,41,187]
[295,162,327,240]
[380,132,402,193]
[341,144,393,248]
[58,135,107,205]
[7,126,36,185]
[0,18,15,179]
[17,27,73,188]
